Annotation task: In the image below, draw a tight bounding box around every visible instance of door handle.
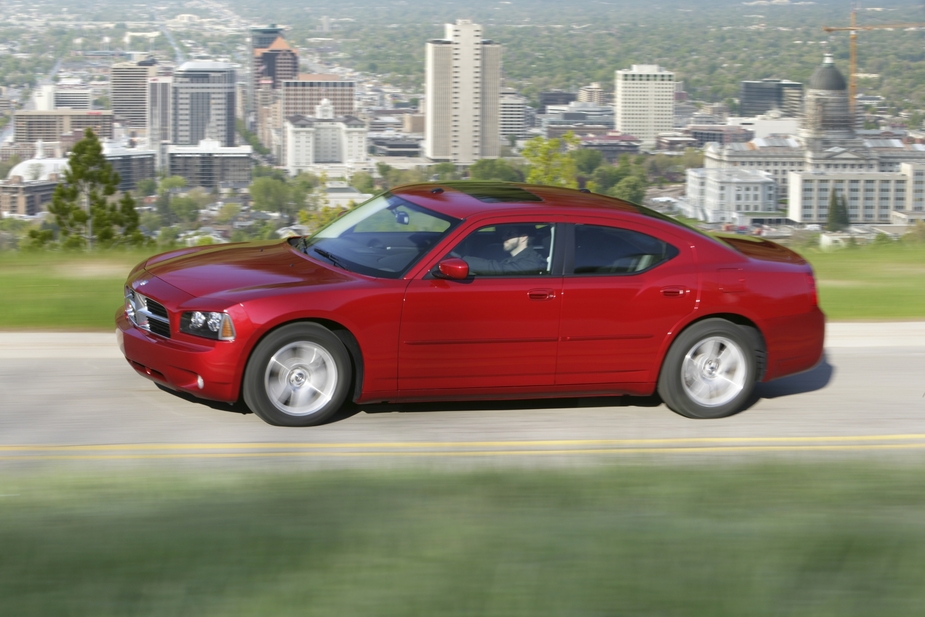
[528,289,556,301]
[661,286,687,297]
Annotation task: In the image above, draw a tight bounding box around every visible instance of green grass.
[0,243,923,329]
[2,464,925,616]
[802,243,925,320]
[0,251,148,330]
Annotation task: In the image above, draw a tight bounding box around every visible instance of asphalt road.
[1,323,924,469]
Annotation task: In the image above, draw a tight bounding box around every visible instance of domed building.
[695,53,925,227]
[0,142,67,218]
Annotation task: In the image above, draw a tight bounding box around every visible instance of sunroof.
[439,182,544,203]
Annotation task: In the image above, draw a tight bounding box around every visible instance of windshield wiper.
[313,247,348,269]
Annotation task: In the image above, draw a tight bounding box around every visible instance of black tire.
[657,319,757,419]
[243,323,352,427]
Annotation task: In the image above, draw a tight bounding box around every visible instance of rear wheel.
[243,323,351,427]
[658,319,757,419]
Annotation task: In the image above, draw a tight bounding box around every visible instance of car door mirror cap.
[435,258,470,280]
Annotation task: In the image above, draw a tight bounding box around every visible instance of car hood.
[142,241,354,297]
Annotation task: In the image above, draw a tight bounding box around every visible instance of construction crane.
[823,8,925,115]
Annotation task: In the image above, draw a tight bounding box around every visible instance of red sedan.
[116,182,824,426]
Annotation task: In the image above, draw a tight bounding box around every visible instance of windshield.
[294,193,460,278]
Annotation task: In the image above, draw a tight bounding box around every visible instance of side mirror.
[434,257,469,280]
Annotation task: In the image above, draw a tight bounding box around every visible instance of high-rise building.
[578,82,605,106]
[538,90,576,114]
[615,64,676,149]
[14,110,114,142]
[739,79,803,117]
[172,61,237,148]
[254,36,299,92]
[425,19,501,163]
[499,89,527,140]
[111,61,158,128]
[281,76,356,118]
[247,25,285,119]
[147,76,172,144]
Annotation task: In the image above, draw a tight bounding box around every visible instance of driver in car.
[461,225,547,275]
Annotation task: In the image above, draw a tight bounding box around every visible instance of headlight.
[180,311,236,341]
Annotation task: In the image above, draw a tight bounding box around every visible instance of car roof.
[390,182,651,220]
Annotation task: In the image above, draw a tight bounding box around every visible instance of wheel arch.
[242,318,365,405]
[664,313,767,382]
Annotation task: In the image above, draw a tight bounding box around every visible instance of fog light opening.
[197,376,204,390]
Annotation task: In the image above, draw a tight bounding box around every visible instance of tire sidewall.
[658,319,756,419]
[243,323,351,427]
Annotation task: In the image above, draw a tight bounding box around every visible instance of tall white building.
[615,64,676,149]
[284,99,368,176]
[425,19,501,163]
[499,89,527,141]
[111,61,158,129]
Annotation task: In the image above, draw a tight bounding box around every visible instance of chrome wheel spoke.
[681,335,747,407]
[263,341,338,416]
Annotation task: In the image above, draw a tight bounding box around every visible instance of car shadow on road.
[739,354,835,414]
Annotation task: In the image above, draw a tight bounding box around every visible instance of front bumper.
[116,309,243,404]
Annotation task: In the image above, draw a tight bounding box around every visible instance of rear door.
[556,221,698,385]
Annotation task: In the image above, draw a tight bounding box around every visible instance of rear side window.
[571,224,677,275]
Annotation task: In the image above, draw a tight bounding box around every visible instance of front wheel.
[658,319,757,419]
[243,323,352,427]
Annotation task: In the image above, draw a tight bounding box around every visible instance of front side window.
[571,224,677,275]
[296,193,459,278]
[451,222,554,277]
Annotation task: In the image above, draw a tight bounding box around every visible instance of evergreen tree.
[825,189,839,232]
[30,128,144,249]
[838,193,851,229]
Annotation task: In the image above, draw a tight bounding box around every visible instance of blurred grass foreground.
[2,242,925,329]
[2,464,925,616]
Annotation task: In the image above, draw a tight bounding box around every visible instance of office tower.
[538,90,576,114]
[111,61,158,128]
[248,25,285,119]
[739,79,803,117]
[172,61,236,147]
[499,89,527,140]
[147,76,172,144]
[14,110,114,142]
[578,82,605,105]
[615,64,676,149]
[425,19,501,163]
[281,76,356,118]
[255,36,299,92]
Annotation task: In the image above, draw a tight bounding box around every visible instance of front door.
[399,222,562,392]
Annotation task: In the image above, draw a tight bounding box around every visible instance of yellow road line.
[2,434,925,453]
[3,442,925,461]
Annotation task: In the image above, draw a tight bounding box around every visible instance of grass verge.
[0,251,145,330]
[2,464,925,616]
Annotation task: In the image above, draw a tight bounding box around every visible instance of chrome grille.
[125,288,172,339]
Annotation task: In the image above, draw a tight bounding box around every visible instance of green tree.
[350,171,376,194]
[135,177,157,197]
[249,176,291,214]
[520,132,580,188]
[608,176,647,204]
[469,159,523,182]
[32,128,143,250]
[571,149,604,176]
[430,162,460,181]
[169,196,200,225]
[160,176,187,192]
[826,190,850,231]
